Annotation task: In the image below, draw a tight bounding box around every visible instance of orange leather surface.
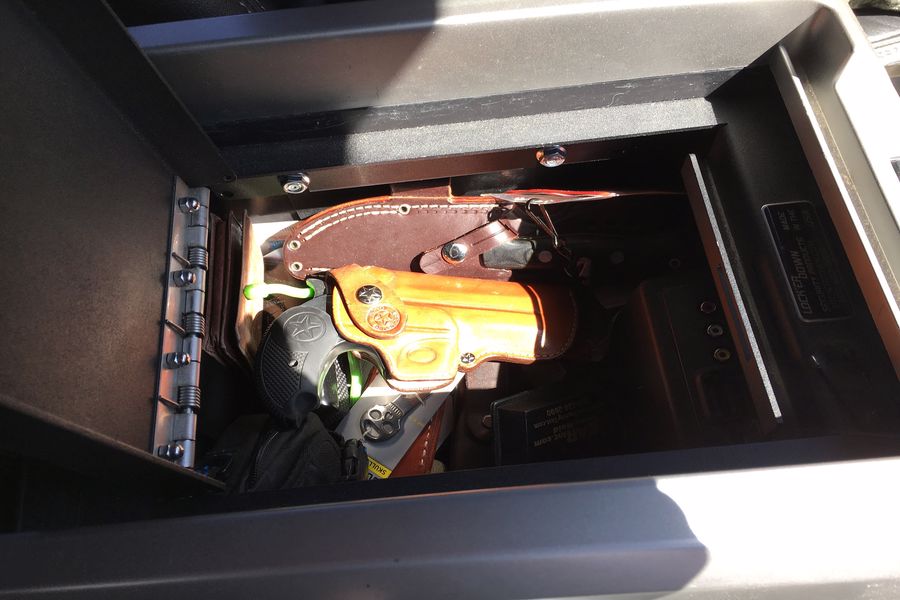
[330,265,577,388]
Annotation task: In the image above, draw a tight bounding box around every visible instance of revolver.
[256,264,577,426]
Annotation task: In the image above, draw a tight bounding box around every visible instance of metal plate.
[763,201,850,321]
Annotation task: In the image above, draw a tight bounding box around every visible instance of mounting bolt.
[282,173,310,194]
[441,242,469,264]
[178,196,201,213]
[706,324,725,338]
[460,352,476,365]
[287,239,301,251]
[536,145,567,168]
[713,348,732,362]
[166,352,191,368]
[699,300,718,314]
[157,443,184,460]
[172,269,196,287]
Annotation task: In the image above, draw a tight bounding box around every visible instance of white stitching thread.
[418,429,430,467]
[296,203,498,241]
[305,210,397,240]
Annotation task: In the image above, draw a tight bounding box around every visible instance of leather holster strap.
[391,402,446,477]
[282,193,516,281]
[330,265,577,390]
[418,220,518,274]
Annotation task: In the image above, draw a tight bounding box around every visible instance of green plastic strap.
[243,281,315,301]
[346,352,363,405]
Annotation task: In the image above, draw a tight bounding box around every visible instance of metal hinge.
[153,178,210,468]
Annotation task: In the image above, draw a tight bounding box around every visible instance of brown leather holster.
[330,265,577,391]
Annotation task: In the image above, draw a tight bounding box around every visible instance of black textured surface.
[0,1,172,450]
[0,394,221,509]
[130,0,815,123]
[258,343,308,416]
[322,354,351,414]
[108,0,275,26]
[19,0,233,186]
[255,297,344,426]
[218,99,720,180]
[237,413,343,493]
[206,72,736,145]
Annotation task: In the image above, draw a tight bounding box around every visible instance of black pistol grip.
[255,295,371,427]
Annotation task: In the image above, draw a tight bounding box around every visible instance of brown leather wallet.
[205,212,251,372]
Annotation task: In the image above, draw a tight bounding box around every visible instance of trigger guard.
[255,295,382,427]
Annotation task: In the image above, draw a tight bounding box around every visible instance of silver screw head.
[356,285,383,305]
[157,443,184,460]
[173,269,196,286]
[536,145,567,168]
[166,352,191,368]
[287,239,301,251]
[706,324,725,338]
[460,352,476,365]
[713,348,732,362]
[441,242,469,263]
[282,173,310,194]
[699,300,718,314]
[178,196,201,213]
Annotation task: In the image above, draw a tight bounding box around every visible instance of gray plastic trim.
[772,7,900,374]
[2,456,900,598]
[129,0,821,125]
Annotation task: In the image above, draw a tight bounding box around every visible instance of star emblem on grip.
[285,311,326,342]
